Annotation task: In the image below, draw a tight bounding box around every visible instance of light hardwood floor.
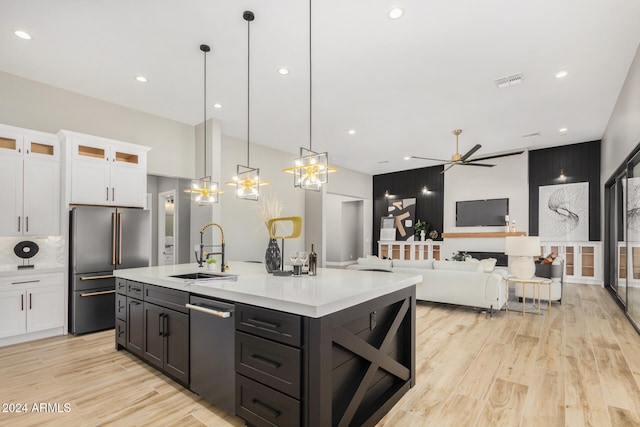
[1,282,640,426]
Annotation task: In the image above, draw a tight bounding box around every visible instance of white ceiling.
[1,0,639,175]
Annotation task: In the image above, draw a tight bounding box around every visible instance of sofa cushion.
[433,260,483,272]
[355,256,393,269]
[392,259,434,270]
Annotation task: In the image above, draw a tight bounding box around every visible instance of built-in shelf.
[441,231,527,238]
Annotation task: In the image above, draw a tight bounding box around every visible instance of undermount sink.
[170,272,237,281]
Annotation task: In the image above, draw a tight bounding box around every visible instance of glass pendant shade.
[283,147,337,191]
[225,164,269,201]
[186,176,221,205]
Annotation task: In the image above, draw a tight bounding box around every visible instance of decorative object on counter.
[308,243,317,275]
[195,222,228,272]
[205,257,217,271]
[13,240,39,269]
[504,214,510,233]
[414,219,430,241]
[282,0,337,190]
[225,11,269,200]
[451,251,470,261]
[290,252,303,275]
[185,44,222,205]
[429,229,439,239]
[257,191,283,272]
[268,216,303,276]
[511,219,516,232]
[505,235,541,278]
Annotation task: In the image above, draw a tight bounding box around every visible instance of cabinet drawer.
[236,331,301,399]
[236,374,300,427]
[236,304,301,347]
[116,278,127,294]
[126,281,144,299]
[115,293,127,321]
[144,284,188,313]
[116,318,126,347]
[0,272,64,289]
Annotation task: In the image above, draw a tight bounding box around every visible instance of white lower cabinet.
[540,242,602,285]
[0,272,65,346]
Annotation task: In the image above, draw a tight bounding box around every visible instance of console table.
[378,241,441,260]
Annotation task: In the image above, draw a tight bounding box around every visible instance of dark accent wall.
[372,165,444,255]
[528,140,601,240]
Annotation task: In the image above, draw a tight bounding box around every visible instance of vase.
[420,230,426,241]
[265,238,281,273]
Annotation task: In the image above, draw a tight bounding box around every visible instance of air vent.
[495,73,523,88]
[522,132,540,139]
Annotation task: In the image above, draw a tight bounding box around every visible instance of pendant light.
[282,0,337,190]
[185,44,223,205]
[225,10,269,200]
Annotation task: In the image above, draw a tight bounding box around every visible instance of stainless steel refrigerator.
[69,206,150,334]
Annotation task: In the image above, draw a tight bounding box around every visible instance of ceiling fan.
[411,129,524,173]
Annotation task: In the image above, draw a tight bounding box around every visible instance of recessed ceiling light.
[388,7,404,19]
[135,76,148,83]
[213,103,222,109]
[403,156,411,160]
[555,70,569,79]
[14,30,31,40]
[559,127,568,133]
[277,68,289,75]
[348,129,356,135]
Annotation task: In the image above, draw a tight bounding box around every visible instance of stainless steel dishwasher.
[187,295,235,414]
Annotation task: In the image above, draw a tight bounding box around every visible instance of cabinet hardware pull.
[80,275,115,280]
[29,293,32,309]
[129,287,141,292]
[118,213,123,265]
[106,187,109,201]
[247,318,279,329]
[185,303,232,318]
[11,280,40,285]
[250,354,281,369]
[112,187,115,202]
[18,216,21,232]
[112,213,117,265]
[80,290,116,297]
[21,294,24,311]
[163,313,169,337]
[131,300,141,305]
[159,313,163,336]
[26,216,29,232]
[251,399,281,418]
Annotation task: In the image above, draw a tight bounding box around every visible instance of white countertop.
[114,262,421,318]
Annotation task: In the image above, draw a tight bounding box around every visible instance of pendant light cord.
[203,46,208,177]
[247,16,251,167]
[309,0,312,153]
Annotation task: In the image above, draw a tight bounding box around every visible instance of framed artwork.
[387,198,416,241]
[539,182,589,242]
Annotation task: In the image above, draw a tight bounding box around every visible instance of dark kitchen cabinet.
[126,298,144,357]
[143,302,189,385]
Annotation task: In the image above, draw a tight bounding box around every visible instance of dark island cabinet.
[115,280,189,386]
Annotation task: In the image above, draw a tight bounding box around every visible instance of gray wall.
[0,71,195,178]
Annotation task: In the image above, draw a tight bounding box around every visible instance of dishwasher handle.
[186,303,232,318]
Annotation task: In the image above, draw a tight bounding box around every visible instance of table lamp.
[505,236,541,278]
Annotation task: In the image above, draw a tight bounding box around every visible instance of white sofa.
[347,257,507,313]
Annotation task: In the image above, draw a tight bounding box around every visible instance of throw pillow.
[434,260,482,272]
[479,258,497,272]
[392,259,434,269]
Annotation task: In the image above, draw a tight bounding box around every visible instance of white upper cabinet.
[0,125,60,236]
[60,131,150,208]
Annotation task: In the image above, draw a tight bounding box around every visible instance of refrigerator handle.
[112,212,117,265]
[118,212,123,265]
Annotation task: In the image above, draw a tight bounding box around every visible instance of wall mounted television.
[456,198,509,227]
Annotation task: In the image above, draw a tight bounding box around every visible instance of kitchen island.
[114,262,420,427]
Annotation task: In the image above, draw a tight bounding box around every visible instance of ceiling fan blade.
[460,162,495,167]
[440,163,456,174]
[467,150,525,162]
[410,155,451,162]
[459,144,482,162]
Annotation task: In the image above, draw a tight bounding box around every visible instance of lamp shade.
[505,236,540,257]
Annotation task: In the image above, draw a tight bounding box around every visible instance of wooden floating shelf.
[441,231,527,238]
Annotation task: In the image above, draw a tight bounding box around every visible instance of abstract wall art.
[539,182,589,242]
[388,198,416,241]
